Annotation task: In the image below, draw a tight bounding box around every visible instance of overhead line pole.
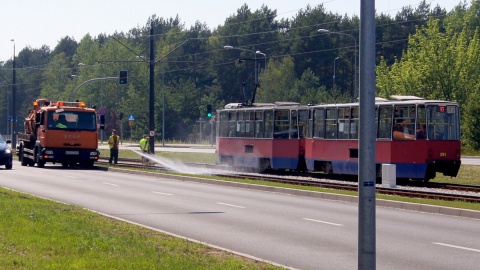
[11,40,16,148]
[358,0,376,269]
[149,23,155,154]
[105,26,191,154]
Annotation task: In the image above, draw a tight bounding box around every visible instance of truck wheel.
[35,150,45,168]
[19,145,27,166]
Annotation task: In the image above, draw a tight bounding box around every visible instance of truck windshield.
[47,111,97,131]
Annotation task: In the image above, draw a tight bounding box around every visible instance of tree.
[40,52,73,101]
[263,56,297,102]
[463,91,480,150]
[376,9,480,150]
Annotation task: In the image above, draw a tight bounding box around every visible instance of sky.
[0,0,465,62]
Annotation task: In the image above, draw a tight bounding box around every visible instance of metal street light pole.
[10,39,16,148]
[0,61,9,135]
[333,56,340,89]
[162,64,165,146]
[255,51,267,103]
[318,29,358,99]
[149,23,155,154]
[70,77,118,100]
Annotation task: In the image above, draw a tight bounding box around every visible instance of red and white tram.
[216,96,461,181]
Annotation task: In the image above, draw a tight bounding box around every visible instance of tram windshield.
[426,104,460,140]
[47,111,97,131]
[392,104,459,141]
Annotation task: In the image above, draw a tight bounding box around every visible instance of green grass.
[430,165,480,185]
[0,189,280,269]
[461,148,480,156]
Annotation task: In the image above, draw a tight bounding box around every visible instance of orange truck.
[17,99,100,168]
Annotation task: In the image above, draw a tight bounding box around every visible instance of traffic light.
[119,70,128,85]
[206,104,212,118]
[99,115,105,130]
[118,112,123,120]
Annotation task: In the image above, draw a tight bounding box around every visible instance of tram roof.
[221,96,458,111]
[223,102,305,110]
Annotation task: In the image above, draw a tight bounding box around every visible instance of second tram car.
[216,96,461,181]
[217,102,308,171]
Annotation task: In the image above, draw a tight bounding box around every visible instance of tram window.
[264,110,274,138]
[416,105,426,139]
[313,108,325,138]
[219,111,229,137]
[337,107,350,139]
[274,110,290,139]
[227,111,237,137]
[228,121,236,137]
[236,111,245,137]
[290,110,299,138]
[307,110,314,138]
[325,108,337,139]
[290,110,297,138]
[255,111,264,138]
[245,111,254,138]
[298,110,308,139]
[255,111,263,120]
[350,107,359,139]
[255,121,264,138]
[393,105,415,140]
[378,106,392,139]
[228,111,236,121]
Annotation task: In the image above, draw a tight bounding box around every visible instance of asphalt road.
[1,162,479,270]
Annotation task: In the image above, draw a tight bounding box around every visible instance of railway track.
[97,157,480,203]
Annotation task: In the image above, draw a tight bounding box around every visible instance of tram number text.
[439,152,447,157]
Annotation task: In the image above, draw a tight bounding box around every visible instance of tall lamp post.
[318,29,358,99]
[333,56,340,89]
[0,61,9,135]
[255,51,267,103]
[10,39,16,148]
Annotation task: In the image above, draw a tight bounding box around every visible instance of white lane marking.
[152,191,173,196]
[216,202,246,209]
[302,218,344,227]
[66,175,77,179]
[102,182,119,187]
[433,242,480,253]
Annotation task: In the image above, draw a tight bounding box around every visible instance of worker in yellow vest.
[108,129,120,164]
[139,134,149,165]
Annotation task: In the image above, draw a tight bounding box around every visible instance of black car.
[0,134,13,169]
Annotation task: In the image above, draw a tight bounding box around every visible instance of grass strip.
[0,189,280,269]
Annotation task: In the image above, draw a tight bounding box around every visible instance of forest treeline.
[1,1,479,150]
